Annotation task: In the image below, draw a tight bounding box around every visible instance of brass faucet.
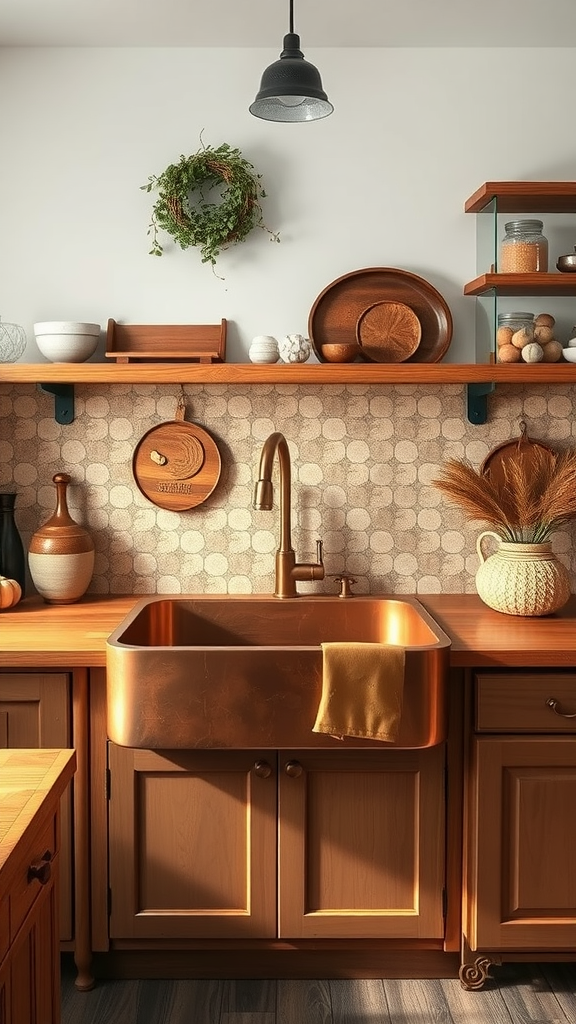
[253,431,325,599]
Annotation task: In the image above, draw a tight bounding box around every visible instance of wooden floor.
[61,960,576,1024]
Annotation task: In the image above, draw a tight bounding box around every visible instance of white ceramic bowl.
[33,321,100,362]
[562,348,576,363]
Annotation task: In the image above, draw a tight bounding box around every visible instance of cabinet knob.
[546,697,576,719]
[284,760,303,778]
[28,851,52,886]
[253,760,273,779]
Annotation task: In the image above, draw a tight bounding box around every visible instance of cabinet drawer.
[9,816,57,942]
[475,673,576,732]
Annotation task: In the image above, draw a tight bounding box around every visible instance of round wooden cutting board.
[356,300,421,362]
[133,399,221,511]
[480,420,555,491]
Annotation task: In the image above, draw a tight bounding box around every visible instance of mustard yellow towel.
[312,642,405,742]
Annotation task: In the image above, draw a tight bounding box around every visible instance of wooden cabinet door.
[466,736,576,951]
[9,874,61,1024]
[0,673,72,941]
[278,746,446,939]
[108,744,277,939]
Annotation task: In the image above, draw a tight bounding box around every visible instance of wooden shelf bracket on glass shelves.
[37,383,75,424]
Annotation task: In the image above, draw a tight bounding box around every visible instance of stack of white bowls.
[33,321,101,362]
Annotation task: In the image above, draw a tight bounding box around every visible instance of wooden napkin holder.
[105,319,227,363]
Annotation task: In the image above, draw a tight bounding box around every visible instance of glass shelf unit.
[464,181,576,367]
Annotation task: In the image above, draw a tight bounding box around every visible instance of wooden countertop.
[0,596,137,667]
[421,594,576,667]
[0,748,76,879]
[0,594,575,669]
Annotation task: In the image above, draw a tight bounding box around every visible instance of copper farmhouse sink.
[106,596,451,750]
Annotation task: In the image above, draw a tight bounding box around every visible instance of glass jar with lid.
[497,311,535,333]
[496,312,535,362]
[499,220,548,273]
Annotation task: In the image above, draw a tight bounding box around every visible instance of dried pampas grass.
[434,446,576,543]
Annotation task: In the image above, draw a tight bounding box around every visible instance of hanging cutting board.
[480,419,555,491]
[133,395,221,511]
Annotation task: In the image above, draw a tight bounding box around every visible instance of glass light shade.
[250,33,333,122]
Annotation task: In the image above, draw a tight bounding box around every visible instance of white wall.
[1,46,575,363]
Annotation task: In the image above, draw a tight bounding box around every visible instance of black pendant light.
[249,0,333,122]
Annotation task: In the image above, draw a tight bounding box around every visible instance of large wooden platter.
[308,267,452,364]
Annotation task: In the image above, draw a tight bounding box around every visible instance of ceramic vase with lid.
[475,531,570,617]
[249,336,279,363]
[28,473,94,604]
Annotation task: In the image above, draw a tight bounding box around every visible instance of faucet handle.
[329,573,357,598]
[316,539,324,566]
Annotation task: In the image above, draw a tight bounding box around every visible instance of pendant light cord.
[289,0,294,33]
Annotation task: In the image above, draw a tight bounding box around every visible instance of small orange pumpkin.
[0,576,22,610]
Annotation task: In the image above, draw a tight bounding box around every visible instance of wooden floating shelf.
[464,181,576,214]
[3,362,576,386]
[464,273,576,297]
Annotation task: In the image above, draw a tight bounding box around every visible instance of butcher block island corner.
[0,748,76,1023]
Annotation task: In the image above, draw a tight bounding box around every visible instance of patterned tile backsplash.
[1,381,576,596]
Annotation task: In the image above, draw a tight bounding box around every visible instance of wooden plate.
[481,420,555,491]
[356,300,421,362]
[308,267,452,364]
[133,399,221,511]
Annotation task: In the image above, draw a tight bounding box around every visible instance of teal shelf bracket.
[466,382,495,425]
[38,383,75,424]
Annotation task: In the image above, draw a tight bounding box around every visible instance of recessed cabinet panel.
[107,745,277,939]
[9,879,60,1024]
[468,736,576,950]
[506,768,576,916]
[278,747,445,940]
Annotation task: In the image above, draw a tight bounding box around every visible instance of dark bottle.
[0,492,26,594]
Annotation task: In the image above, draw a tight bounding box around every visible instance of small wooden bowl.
[320,343,360,363]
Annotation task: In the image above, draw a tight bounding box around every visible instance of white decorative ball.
[249,336,279,363]
[521,342,544,363]
[278,334,311,363]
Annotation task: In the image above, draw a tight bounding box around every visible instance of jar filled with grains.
[499,220,548,273]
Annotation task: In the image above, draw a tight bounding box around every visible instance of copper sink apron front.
[106,595,451,750]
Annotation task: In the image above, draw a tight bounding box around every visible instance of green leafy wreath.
[141,141,279,268]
